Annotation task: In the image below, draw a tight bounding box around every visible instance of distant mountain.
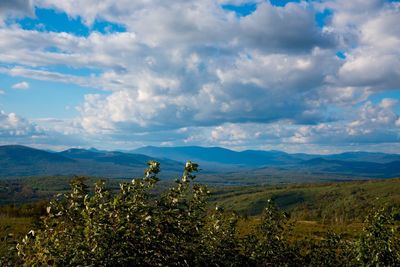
[59,148,180,169]
[133,146,400,166]
[0,145,183,178]
[321,152,400,163]
[132,146,400,178]
[1,145,400,181]
[132,146,298,167]
[0,145,75,177]
[0,145,74,164]
[300,158,400,177]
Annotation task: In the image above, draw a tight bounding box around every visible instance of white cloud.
[0,110,89,148]
[288,99,400,145]
[0,0,399,152]
[329,0,400,91]
[0,110,40,137]
[3,67,94,88]
[11,81,30,90]
[0,89,5,95]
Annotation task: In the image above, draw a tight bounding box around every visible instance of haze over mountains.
[1,145,400,181]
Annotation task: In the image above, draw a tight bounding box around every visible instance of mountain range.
[0,145,183,178]
[1,145,400,181]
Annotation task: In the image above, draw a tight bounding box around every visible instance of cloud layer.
[0,0,399,153]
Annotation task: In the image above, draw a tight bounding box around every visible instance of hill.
[132,146,298,167]
[0,145,183,179]
[210,178,400,222]
[133,146,400,178]
[299,158,400,177]
[2,144,400,180]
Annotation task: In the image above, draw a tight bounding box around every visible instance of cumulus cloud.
[0,110,40,137]
[0,110,88,148]
[239,2,336,52]
[0,0,399,152]
[288,99,400,145]
[11,81,30,90]
[328,0,400,91]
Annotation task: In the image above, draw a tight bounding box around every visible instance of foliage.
[302,232,357,266]
[211,178,400,222]
[1,161,399,266]
[243,200,301,266]
[356,206,400,266]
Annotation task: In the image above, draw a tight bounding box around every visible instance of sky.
[0,0,400,153]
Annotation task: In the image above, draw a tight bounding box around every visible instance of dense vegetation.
[1,161,399,266]
[212,178,400,222]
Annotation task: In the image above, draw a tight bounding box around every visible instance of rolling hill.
[211,178,400,221]
[132,146,400,178]
[1,145,400,181]
[299,158,400,177]
[0,145,183,178]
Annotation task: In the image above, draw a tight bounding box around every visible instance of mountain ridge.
[1,144,400,180]
[0,145,183,178]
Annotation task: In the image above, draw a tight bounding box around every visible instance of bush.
[356,206,400,266]
[4,161,400,266]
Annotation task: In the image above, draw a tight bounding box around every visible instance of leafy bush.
[2,161,399,266]
[356,206,400,266]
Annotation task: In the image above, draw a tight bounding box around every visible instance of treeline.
[1,161,399,266]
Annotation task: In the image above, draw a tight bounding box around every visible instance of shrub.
[356,206,400,266]
[4,161,400,266]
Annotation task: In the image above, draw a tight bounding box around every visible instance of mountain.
[133,146,400,166]
[321,151,400,163]
[0,145,75,177]
[132,146,400,179]
[299,158,400,177]
[58,148,181,169]
[0,145,183,178]
[0,145,74,164]
[132,146,298,167]
[2,145,400,181]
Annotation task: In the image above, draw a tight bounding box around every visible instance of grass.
[236,216,364,241]
[0,217,33,257]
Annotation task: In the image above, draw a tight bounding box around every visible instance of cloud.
[0,110,89,149]
[239,2,336,52]
[0,110,41,138]
[0,0,399,152]
[3,67,94,88]
[0,89,5,95]
[323,0,400,92]
[0,0,34,22]
[0,0,33,13]
[12,81,30,90]
[288,99,400,146]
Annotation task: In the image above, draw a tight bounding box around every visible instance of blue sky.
[0,0,399,153]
